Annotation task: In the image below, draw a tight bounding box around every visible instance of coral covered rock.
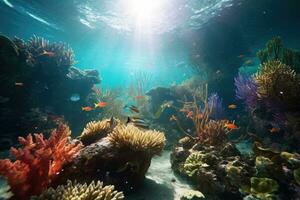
[249,177,279,200]
[32,180,124,200]
[0,124,82,199]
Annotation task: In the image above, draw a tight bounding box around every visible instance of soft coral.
[0,124,82,199]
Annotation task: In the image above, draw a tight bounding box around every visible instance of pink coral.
[0,124,82,200]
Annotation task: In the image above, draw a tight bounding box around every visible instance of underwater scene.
[1,0,300,199]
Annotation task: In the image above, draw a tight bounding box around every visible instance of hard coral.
[254,60,299,109]
[33,180,124,200]
[0,124,82,200]
[107,124,166,156]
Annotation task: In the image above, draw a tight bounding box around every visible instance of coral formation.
[0,177,13,200]
[108,124,166,155]
[0,124,82,199]
[32,180,124,200]
[79,118,118,146]
[234,73,258,109]
[249,177,279,200]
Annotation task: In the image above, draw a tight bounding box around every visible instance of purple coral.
[234,74,258,109]
[208,93,224,120]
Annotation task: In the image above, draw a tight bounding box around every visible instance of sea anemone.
[107,124,166,155]
[234,73,258,109]
[254,60,299,109]
[79,119,118,145]
[208,92,224,120]
[32,180,124,200]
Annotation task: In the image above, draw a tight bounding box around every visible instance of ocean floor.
[126,150,194,200]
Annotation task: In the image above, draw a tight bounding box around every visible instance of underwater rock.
[178,136,196,149]
[170,146,190,173]
[54,122,166,193]
[67,66,101,85]
[180,188,205,200]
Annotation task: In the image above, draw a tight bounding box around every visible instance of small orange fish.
[269,127,280,134]
[40,50,55,57]
[238,54,245,58]
[244,59,253,65]
[186,111,193,119]
[135,95,145,100]
[82,106,93,111]
[15,82,24,86]
[94,102,107,108]
[224,122,238,130]
[170,115,177,121]
[228,104,237,109]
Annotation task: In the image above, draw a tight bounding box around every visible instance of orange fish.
[170,115,177,121]
[186,111,193,119]
[15,82,24,86]
[82,106,93,111]
[238,54,245,58]
[94,102,107,108]
[228,104,237,109]
[39,50,55,57]
[269,127,280,134]
[135,95,145,100]
[244,59,253,65]
[224,122,238,130]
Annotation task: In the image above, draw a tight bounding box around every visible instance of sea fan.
[234,73,258,109]
[208,93,224,120]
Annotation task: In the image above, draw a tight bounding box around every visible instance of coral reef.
[0,124,82,199]
[0,35,102,146]
[234,73,258,109]
[108,124,166,156]
[52,119,166,193]
[32,180,124,200]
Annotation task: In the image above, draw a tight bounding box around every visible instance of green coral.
[32,180,124,200]
[249,177,279,200]
[257,36,300,72]
[254,60,299,108]
[183,152,207,177]
[225,163,243,186]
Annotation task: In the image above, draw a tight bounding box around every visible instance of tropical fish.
[82,106,93,111]
[154,101,174,118]
[169,115,177,121]
[94,101,107,108]
[126,117,149,129]
[244,59,253,65]
[135,95,145,100]
[269,127,280,134]
[15,82,23,86]
[39,50,55,57]
[224,122,238,130]
[124,105,140,113]
[70,93,80,102]
[186,111,193,119]
[228,104,237,109]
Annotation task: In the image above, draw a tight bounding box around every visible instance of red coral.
[0,124,82,200]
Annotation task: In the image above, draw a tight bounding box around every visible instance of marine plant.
[257,36,300,72]
[0,124,82,199]
[32,180,124,200]
[79,118,117,146]
[207,92,224,119]
[234,73,258,109]
[107,124,166,155]
[254,60,299,109]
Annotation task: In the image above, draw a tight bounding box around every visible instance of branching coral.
[107,124,165,155]
[254,60,299,108]
[234,73,258,109]
[32,180,124,200]
[79,118,118,145]
[0,124,82,199]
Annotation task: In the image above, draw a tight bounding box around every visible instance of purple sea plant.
[234,73,258,109]
[208,92,224,120]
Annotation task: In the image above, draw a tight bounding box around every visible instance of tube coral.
[234,73,258,109]
[32,180,124,200]
[107,124,166,155]
[0,124,82,200]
